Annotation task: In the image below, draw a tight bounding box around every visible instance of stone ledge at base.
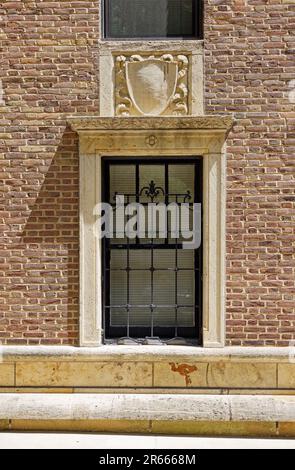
[1,393,295,422]
[1,394,295,437]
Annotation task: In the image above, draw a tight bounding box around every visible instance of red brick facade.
[0,1,294,345]
[206,0,295,345]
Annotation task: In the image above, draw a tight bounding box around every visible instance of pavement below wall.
[0,433,294,449]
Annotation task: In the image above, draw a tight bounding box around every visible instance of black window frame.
[102,0,204,40]
[101,156,203,344]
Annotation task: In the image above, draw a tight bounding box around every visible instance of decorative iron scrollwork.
[139,180,165,202]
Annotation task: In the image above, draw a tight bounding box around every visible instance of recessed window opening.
[102,157,202,345]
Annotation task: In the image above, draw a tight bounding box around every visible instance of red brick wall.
[0,1,294,345]
[205,0,295,345]
[0,1,99,344]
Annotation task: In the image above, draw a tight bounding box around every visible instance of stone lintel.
[68,115,234,134]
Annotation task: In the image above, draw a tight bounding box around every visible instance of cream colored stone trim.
[79,154,102,346]
[98,40,204,117]
[69,116,233,132]
[1,393,295,422]
[0,345,293,363]
[98,40,204,54]
[68,116,233,347]
[202,151,226,347]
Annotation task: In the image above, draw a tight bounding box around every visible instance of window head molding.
[68,115,233,348]
[69,116,233,134]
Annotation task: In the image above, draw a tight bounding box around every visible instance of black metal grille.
[102,158,202,344]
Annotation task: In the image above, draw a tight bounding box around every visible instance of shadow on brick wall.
[18,126,80,345]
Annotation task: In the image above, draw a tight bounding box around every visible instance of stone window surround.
[68,115,233,348]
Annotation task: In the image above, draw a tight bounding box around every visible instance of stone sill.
[98,39,204,50]
[0,345,293,363]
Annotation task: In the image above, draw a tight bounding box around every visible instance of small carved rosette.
[115,54,189,117]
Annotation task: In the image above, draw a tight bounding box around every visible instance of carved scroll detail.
[114,54,189,117]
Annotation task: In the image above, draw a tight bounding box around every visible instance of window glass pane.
[110,250,126,269]
[109,164,136,243]
[129,271,151,326]
[110,308,127,326]
[130,250,150,269]
[139,165,165,203]
[153,250,194,270]
[110,258,126,326]
[109,165,135,201]
[130,307,151,326]
[153,249,175,269]
[154,270,175,305]
[110,270,127,306]
[154,308,176,327]
[154,308,194,327]
[176,308,195,327]
[178,250,194,269]
[177,270,194,307]
[168,164,194,241]
[168,164,194,203]
[105,0,196,38]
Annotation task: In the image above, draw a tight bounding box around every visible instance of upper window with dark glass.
[103,0,203,39]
